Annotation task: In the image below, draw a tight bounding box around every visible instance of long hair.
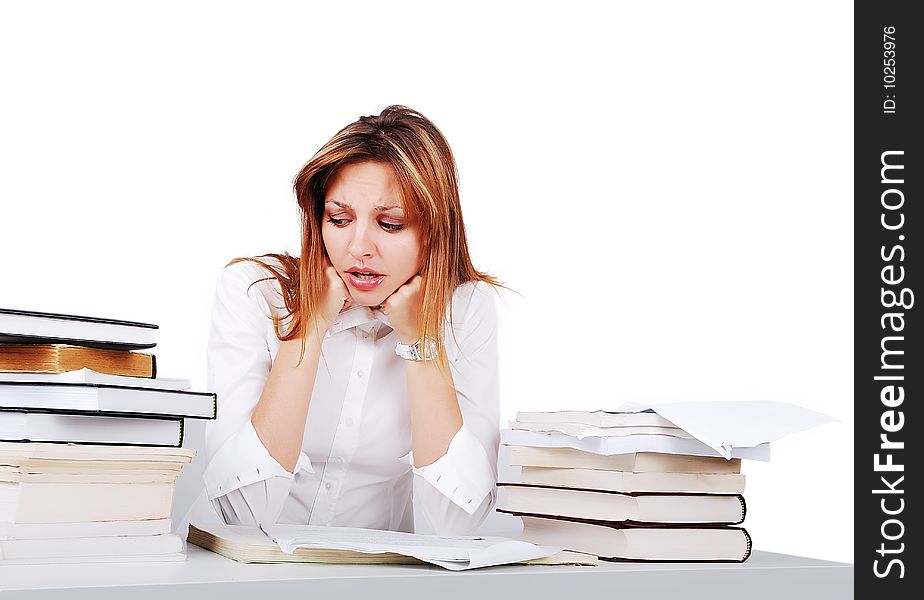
[230,105,510,380]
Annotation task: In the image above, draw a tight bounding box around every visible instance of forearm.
[251,331,324,472]
[404,358,463,467]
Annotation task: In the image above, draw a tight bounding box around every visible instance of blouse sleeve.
[202,262,315,527]
[399,282,501,536]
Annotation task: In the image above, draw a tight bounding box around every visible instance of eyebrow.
[326,200,404,212]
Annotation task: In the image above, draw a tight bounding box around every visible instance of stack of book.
[0,307,216,564]
[496,409,755,563]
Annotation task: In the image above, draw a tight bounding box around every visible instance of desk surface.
[1,545,853,600]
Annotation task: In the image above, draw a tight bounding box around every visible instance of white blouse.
[202,259,500,536]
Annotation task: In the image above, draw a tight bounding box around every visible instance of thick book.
[0,441,195,464]
[519,466,746,494]
[0,344,156,377]
[187,523,598,566]
[0,368,190,390]
[0,381,216,419]
[496,483,746,525]
[0,410,184,447]
[505,511,752,563]
[0,468,179,485]
[505,445,742,473]
[0,308,158,350]
[0,533,184,564]
[0,479,176,523]
[0,458,185,473]
[0,518,171,541]
[516,409,678,428]
[502,428,770,460]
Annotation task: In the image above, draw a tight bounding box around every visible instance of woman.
[203,105,509,536]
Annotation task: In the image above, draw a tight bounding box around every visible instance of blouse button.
[357,370,365,379]
[325,482,333,490]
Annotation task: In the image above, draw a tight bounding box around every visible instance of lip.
[348,266,384,276]
[346,272,386,291]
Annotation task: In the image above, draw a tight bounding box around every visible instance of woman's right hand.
[312,263,352,335]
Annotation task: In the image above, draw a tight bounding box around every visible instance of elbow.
[427,489,497,537]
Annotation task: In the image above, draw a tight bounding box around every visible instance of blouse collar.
[326,304,393,338]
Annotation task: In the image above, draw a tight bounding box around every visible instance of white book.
[0,532,183,562]
[0,307,157,349]
[1,468,179,485]
[0,441,195,463]
[0,480,175,523]
[0,411,184,447]
[0,368,191,390]
[519,466,746,494]
[516,514,751,562]
[505,445,742,473]
[0,518,171,540]
[497,484,746,525]
[501,428,770,461]
[0,382,216,419]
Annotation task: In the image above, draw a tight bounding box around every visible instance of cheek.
[392,238,422,271]
[321,227,343,253]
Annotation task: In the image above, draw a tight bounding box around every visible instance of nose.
[348,223,375,259]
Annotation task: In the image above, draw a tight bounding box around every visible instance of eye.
[326,216,405,232]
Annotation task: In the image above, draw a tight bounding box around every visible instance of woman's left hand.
[378,274,423,344]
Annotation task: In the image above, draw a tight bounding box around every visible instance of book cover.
[496,483,747,525]
[0,308,158,350]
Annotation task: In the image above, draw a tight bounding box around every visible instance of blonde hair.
[231,105,510,380]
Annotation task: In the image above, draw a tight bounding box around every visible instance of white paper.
[508,420,692,440]
[261,524,562,570]
[619,400,836,459]
[501,428,770,460]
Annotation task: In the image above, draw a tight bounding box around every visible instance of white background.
[0,2,853,563]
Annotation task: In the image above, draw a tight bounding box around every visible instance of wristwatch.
[395,338,437,361]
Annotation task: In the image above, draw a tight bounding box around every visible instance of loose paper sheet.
[261,524,562,570]
[620,400,836,459]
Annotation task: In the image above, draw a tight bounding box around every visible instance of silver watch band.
[395,338,437,361]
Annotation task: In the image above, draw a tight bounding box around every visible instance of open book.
[188,523,598,568]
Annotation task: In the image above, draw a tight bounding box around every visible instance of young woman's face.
[322,161,423,307]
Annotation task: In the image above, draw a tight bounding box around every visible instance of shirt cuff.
[398,424,495,515]
[204,419,314,501]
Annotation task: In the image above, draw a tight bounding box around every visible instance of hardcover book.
[496,483,746,525]
[506,511,752,563]
[0,308,158,350]
[0,381,216,419]
[505,445,742,473]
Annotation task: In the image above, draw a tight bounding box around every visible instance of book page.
[261,524,563,570]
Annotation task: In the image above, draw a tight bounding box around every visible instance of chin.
[349,290,391,307]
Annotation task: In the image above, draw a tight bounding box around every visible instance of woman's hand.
[312,262,352,335]
[378,274,423,344]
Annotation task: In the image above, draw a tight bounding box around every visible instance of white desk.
[0,545,852,599]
